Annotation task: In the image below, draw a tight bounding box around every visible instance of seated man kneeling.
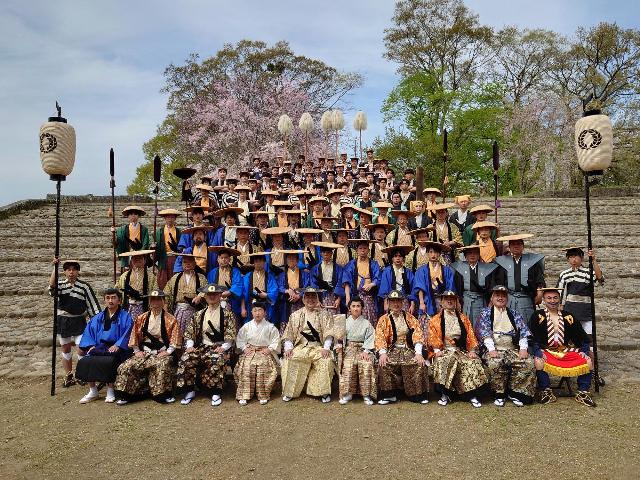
[428,291,487,408]
[375,290,429,405]
[114,290,181,405]
[76,288,133,404]
[234,300,281,405]
[281,287,336,403]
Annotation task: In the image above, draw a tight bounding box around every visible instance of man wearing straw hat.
[343,238,382,327]
[494,233,546,323]
[48,259,101,388]
[207,246,244,319]
[473,220,502,263]
[114,290,181,405]
[113,206,150,272]
[176,283,237,406]
[405,226,435,271]
[430,202,461,265]
[412,241,456,319]
[475,286,536,407]
[76,288,133,404]
[387,210,416,247]
[165,253,208,335]
[116,249,158,321]
[452,244,500,325]
[530,287,596,407]
[310,241,346,314]
[240,252,279,323]
[173,225,215,275]
[374,289,429,405]
[428,290,487,408]
[192,183,218,210]
[422,187,441,220]
[277,249,310,333]
[378,245,417,315]
[281,287,336,403]
[462,204,495,246]
[407,200,432,231]
[153,208,182,290]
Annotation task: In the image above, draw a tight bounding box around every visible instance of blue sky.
[1,0,637,205]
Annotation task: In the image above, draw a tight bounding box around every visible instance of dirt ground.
[0,378,638,480]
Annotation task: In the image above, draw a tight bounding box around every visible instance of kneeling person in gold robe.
[428,291,487,408]
[281,287,336,403]
[177,284,237,407]
[336,297,377,405]
[375,290,429,405]
[115,290,181,405]
[234,300,281,405]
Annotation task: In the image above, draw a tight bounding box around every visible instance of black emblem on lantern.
[40,132,58,153]
[577,129,602,150]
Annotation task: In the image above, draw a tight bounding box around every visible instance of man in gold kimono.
[374,290,429,405]
[281,287,336,403]
[176,284,237,407]
[114,290,181,405]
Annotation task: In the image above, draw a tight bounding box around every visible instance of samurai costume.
[430,220,461,264]
[176,303,237,395]
[277,265,310,333]
[115,222,150,268]
[412,262,456,317]
[338,314,377,401]
[165,270,208,334]
[378,263,416,312]
[76,307,133,383]
[342,258,381,327]
[207,264,244,318]
[449,209,474,235]
[48,278,100,342]
[155,224,182,289]
[116,267,158,321]
[310,260,346,314]
[405,244,430,272]
[530,307,593,394]
[241,267,279,323]
[281,306,336,399]
[374,310,429,401]
[494,253,546,323]
[334,245,355,267]
[462,224,497,246]
[475,305,536,404]
[451,260,499,326]
[234,318,281,402]
[428,309,488,399]
[370,241,388,269]
[385,225,415,247]
[557,265,604,335]
[114,308,181,402]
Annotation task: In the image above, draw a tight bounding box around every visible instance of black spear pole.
[110,148,117,283]
[492,141,500,224]
[584,171,600,393]
[442,129,448,202]
[152,155,161,274]
[50,176,63,396]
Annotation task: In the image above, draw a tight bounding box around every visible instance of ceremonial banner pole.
[110,148,117,283]
[152,155,161,274]
[574,103,613,393]
[39,102,76,396]
[492,141,500,224]
[442,129,448,202]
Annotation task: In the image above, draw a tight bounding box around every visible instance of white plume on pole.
[331,109,344,159]
[277,114,293,135]
[299,112,314,161]
[277,114,293,162]
[320,111,333,156]
[353,111,367,161]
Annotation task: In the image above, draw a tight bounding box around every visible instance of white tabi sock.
[89,386,98,396]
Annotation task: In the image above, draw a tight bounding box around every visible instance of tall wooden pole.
[584,171,600,392]
[50,176,63,396]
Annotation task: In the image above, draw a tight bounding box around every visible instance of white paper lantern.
[299,112,314,133]
[277,114,293,135]
[39,111,76,179]
[574,112,613,173]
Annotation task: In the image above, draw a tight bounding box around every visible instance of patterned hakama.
[431,348,487,395]
[378,346,429,397]
[157,255,176,290]
[176,345,227,391]
[339,342,377,400]
[234,351,279,401]
[115,353,176,399]
[281,345,335,398]
[483,349,536,400]
[174,303,196,335]
[127,303,145,323]
[359,290,378,327]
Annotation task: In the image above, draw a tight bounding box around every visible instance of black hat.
[386,290,405,301]
[198,283,229,294]
[143,289,167,298]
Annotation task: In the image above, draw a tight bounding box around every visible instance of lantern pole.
[50,174,64,396]
[584,170,601,392]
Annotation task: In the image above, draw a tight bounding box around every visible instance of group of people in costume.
[49,150,603,408]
